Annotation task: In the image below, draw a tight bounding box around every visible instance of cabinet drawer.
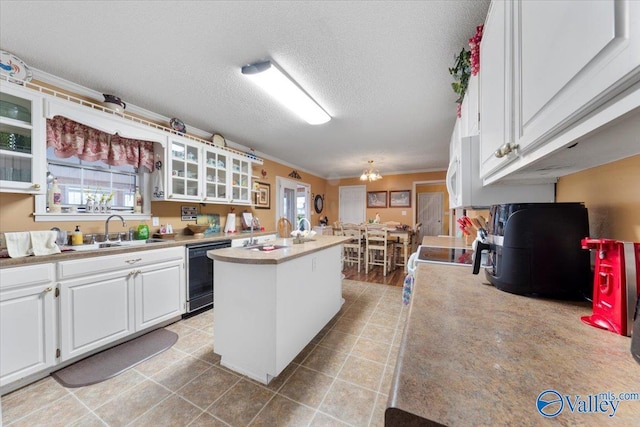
[57,247,184,280]
[0,263,54,290]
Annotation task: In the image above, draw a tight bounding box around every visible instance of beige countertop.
[207,235,350,265]
[0,231,276,268]
[387,262,640,426]
[421,235,472,249]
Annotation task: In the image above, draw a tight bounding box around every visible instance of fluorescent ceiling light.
[241,60,331,125]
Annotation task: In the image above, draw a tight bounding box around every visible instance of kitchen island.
[207,235,349,384]
[387,263,640,426]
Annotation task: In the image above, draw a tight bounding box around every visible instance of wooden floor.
[342,262,406,287]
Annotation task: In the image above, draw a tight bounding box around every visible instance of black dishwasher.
[185,239,231,314]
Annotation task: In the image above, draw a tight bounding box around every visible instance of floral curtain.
[45,116,154,171]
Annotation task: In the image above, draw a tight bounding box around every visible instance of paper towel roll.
[224,213,236,233]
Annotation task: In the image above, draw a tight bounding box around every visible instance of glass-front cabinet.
[0,83,45,194]
[165,136,255,205]
[203,146,228,202]
[168,136,201,200]
[230,155,251,204]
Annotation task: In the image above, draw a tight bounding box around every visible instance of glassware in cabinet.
[0,87,44,193]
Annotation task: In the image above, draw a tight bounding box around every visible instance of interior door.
[339,185,366,224]
[277,177,309,230]
[417,192,443,238]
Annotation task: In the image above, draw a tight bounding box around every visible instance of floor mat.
[52,328,178,388]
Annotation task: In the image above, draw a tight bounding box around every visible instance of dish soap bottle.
[71,225,83,246]
[137,222,149,240]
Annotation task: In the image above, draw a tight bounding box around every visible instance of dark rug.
[52,328,178,388]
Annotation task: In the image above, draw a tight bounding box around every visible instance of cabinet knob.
[494,142,518,158]
[44,287,53,293]
[33,183,41,190]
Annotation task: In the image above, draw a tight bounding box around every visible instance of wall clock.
[314,194,324,214]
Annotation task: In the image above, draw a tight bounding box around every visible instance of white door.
[417,192,443,238]
[276,177,310,229]
[339,185,366,224]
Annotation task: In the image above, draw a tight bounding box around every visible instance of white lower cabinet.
[135,260,184,331]
[59,271,135,361]
[57,247,185,362]
[0,263,56,388]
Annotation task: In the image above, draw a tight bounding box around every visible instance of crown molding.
[31,67,213,139]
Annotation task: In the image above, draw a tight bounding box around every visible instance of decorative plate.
[0,50,33,83]
[212,134,226,147]
[170,118,186,134]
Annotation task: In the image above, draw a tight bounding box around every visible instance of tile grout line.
[311,280,388,426]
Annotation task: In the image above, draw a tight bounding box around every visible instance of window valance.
[46,115,155,171]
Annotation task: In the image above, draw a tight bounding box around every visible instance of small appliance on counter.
[472,203,591,299]
[580,238,640,336]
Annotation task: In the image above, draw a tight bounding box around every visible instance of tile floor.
[1,279,407,427]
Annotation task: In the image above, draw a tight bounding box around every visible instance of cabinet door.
[460,74,479,137]
[203,146,229,202]
[479,0,515,177]
[168,137,202,200]
[0,265,56,387]
[0,84,45,194]
[134,260,184,331]
[230,156,253,204]
[517,0,640,152]
[59,271,134,361]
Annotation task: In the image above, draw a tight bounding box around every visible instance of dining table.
[338,224,415,272]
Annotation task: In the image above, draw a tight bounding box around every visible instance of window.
[46,147,138,212]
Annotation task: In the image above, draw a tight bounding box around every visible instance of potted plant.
[449,47,471,117]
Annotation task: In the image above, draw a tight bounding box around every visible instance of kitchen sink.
[70,239,168,251]
[245,244,287,252]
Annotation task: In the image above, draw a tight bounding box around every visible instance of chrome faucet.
[243,218,258,247]
[105,214,126,242]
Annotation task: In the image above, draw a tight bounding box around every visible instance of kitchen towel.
[30,230,61,256]
[5,232,32,258]
[402,273,414,305]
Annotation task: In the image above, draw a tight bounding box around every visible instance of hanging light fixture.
[241,60,331,125]
[360,160,382,182]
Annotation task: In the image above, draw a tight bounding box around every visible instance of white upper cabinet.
[516,0,640,151]
[460,74,480,137]
[0,83,46,194]
[160,135,255,205]
[479,0,515,177]
[203,145,229,202]
[167,136,203,200]
[479,0,640,183]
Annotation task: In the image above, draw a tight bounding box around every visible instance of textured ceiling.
[0,0,489,179]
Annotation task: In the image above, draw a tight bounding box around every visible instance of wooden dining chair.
[342,225,363,272]
[365,225,394,276]
[392,227,412,273]
[277,217,292,238]
[412,222,422,253]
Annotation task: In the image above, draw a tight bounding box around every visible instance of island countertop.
[387,263,640,426]
[207,235,350,264]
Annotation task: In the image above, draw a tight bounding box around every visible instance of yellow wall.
[324,171,447,227]
[0,157,328,237]
[556,154,640,241]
